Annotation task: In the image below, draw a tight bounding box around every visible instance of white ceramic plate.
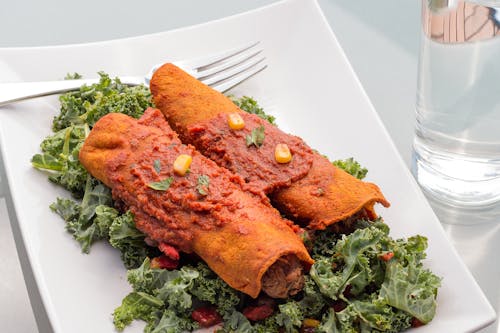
[0,0,496,332]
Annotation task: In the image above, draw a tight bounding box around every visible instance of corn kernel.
[303,318,320,328]
[275,143,292,163]
[227,113,245,130]
[173,154,192,176]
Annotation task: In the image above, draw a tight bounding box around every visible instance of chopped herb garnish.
[196,175,210,196]
[148,177,174,191]
[153,159,161,174]
[245,125,265,148]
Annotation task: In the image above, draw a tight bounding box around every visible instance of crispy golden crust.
[272,155,390,230]
[150,63,241,141]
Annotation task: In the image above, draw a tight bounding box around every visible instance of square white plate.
[0,0,496,332]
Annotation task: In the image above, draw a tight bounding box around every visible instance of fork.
[0,42,266,107]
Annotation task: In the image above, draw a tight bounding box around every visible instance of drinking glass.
[412,0,500,219]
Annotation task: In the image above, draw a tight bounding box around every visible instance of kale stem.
[61,126,73,157]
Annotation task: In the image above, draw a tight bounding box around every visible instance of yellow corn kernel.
[303,318,320,328]
[173,154,192,176]
[275,143,292,163]
[227,113,245,130]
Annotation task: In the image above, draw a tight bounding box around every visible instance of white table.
[0,1,498,332]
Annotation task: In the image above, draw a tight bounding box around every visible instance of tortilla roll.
[150,64,390,230]
[79,108,313,298]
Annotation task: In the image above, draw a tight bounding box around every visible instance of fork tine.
[211,62,267,93]
[202,54,265,86]
[193,47,263,80]
[175,41,260,72]
[145,42,264,87]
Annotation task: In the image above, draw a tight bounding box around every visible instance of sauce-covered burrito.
[150,64,390,230]
[79,108,313,298]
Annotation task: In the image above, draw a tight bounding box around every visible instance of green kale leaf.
[299,276,328,318]
[219,311,254,333]
[109,210,150,269]
[51,176,112,252]
[332,157,368,180]
[380,257,441,323]
[275,301,303,333]
[93,205,119,237]
[118,260,200,332]
[144,309,198,333]
[317,299,413,333]
[50,197,81,222]
[126,259,199,313]
[50,178,151,269]
[31,153,64,172]
[53,72,152,131]
[33,125,89,197]
[155,266,199,313]
[252,316,281,333]
[127,258,174,293]
[39,124,87,157]
[311,221,440,330]
[113,291,163,331]
[188,262,241,315]
[310,226,386,300]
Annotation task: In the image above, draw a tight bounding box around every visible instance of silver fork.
[0,42,266,107]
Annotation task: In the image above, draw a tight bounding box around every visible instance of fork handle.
[0,79,102,107]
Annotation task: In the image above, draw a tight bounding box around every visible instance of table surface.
[0,1,498,332]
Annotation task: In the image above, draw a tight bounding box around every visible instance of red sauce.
[187,112,314,195]
[105,110,268,253]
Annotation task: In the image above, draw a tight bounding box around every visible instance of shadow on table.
[428,196,500,333]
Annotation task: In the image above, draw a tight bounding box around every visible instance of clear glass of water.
[412,0,500,220]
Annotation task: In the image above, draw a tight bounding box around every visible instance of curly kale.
[118,259,201,332]
[144,310,198,333]
[275,301,304,333]
[332,157,368,180]
[50,176,112,252]
[298,276,328,318]
[188,262,241,315]
[317,300,413,333]
[49,178,152,268]
[32,125,89,197]
[113,292,163,331]
[109,211,152,269]
[53,72,152,131]
[312,222,441,331]
[219,311,254,333]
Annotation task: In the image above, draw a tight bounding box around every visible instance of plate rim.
[0,0,496,331]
